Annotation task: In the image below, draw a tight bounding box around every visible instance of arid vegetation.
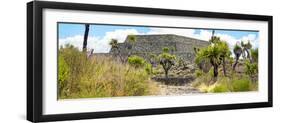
[192,33,258,93]
[58,44,159,99]
[58,25,259,99]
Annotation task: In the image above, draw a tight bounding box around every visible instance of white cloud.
[59,35,99,51]
[147,28,195,37]
[216,33,238,49]
[103,29,143,43]
[193,30,213,41]
[59,29,142,53]
[240,34,259,49]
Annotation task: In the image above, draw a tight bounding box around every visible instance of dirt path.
[155,82,202,95]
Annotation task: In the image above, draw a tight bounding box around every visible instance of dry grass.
[58,46,159,99]
[191,70,258,93]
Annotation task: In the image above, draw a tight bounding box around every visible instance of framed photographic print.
[27,1,273,122]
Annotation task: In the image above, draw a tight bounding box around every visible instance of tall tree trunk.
[213,65,218,78]
[164,69,168,79]
[222,57,226,76]
[233,57,239,70]
[242,49,246,59]
[232,59,238,70]
[210,58,218,81]
[245,49,252,63]
[83,24,90,52]
[162,62,169,79]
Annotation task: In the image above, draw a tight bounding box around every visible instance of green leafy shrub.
[245,60,258,75]
[212,83,229,93]
[145,63,152,75]
[58,45,158,99]
[127,35,137,44]
[193,72,256,93]
[177,57,188,68]
[195,69,203,77]
[251,48,258,62]
[245,60,258,82]
[59,44,88,96]
[158,47,176,78]
[195,37,230,78]
[208,77,231,93]
[232,78,251,92]
[208,67,214,77]
[192,70,213,89]
[162,47,170,53]
[58,55,70,95]
[128,55,146,68]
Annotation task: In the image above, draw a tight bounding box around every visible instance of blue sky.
[58,23,259,53]
[59,23,150,39]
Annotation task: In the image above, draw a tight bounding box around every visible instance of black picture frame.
[27,1,273,122]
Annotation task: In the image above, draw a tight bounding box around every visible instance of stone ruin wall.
[109,34,209,63]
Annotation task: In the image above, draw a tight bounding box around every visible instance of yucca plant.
[159,47,176,78]
[233,44,242,70]
[241,41,252,61]
[250,48,258,63]
[245,60,258,82]
[195,36,230,78]
[109,39,126,63]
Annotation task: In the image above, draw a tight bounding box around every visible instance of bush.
[209,77,253,92]
[145,63,152,75]
[158,48,176,78]
[59,44,87,96]
[192,70,213,89]
[208,67,214,77]
[128,55,146,68]
[212,83,229,93]
[58,55,69,95]
[251,48,258,62]
[162,47,170,53]
[232,78,251,92]
[58,45,158,99]
[245,60,258,82]
[195,69,203,77]
[208,77,231,93]
[193,72,256,93]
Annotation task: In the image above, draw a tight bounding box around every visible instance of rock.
[155,82,202,95]
[152,77,195,86]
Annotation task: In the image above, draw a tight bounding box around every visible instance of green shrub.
[251,48,258,62]
[59,44,88,97]
[128,55,146,68]
[58,45,158,99]
[195,69,203,77]
[158,48,176,78]
[208,67,214,77]
[145,63,152,75]
[162,47,170,53]
[212,83,229,93]
[209,77,231,93]
[194,73,257,93]
[58,55,70,95]
[245,60,258,83]
[245,60,258,75]
[229,57,234,65]
[192,70,213,88]
[232,78,251,92]
[58,55,69,82]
